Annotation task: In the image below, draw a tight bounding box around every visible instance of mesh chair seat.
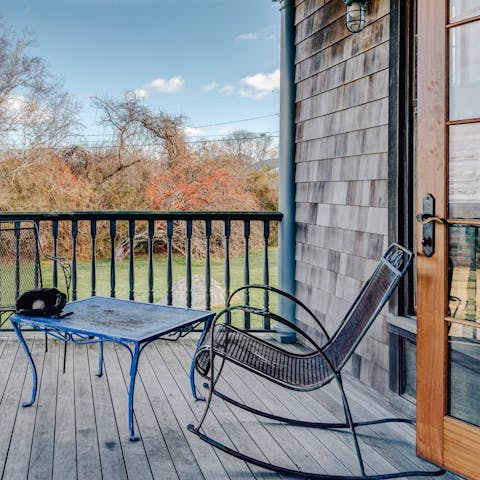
[195,324,333,391]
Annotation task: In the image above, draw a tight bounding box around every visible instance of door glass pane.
[450,0,480,23]
[449,124,480,218]
[448,331,480,427]
[449,226,480,321]
[403,339,417,399]
[450,22,480,120]
[448,226,480,426]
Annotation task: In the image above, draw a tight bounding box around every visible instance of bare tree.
[222,129,274,165]
[0,19,79,151]
[92,93,188,168]
[139,109,188,166]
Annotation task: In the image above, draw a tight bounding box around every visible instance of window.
[388,0,418,402]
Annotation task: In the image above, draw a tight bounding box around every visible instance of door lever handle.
[416,214,446,225]
[416,214,480,227]
[419,194,435,257]
[416,194,480,257]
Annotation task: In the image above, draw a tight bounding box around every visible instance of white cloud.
[237,88,270,100]
[236,32,261,41]
[240,69,280,93]
[219,85,236,96]
[205,69,279,101]
[235,30,276,42]
[133,88,147,99]
[146,76,184,93]
[183,126,206,137]
[133,76,184,99]
[203,82,220,92]
[5,95,52,123]
[218,127,235,135]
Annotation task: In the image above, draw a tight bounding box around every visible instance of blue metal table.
[10,296,215,441]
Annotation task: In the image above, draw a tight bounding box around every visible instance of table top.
[10,296,215,343]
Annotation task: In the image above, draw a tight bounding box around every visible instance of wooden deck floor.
[0,334,461,480]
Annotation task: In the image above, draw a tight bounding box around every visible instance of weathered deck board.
[0,339,31,479]
[53,341,77,480]
[29,337,58,480]
[74,340,102,480]
[0,335,463,480]
[86,343,127,480]
[146,341,230,480]
[101,339,153,480]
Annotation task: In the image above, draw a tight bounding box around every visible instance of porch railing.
[0,211,282,331]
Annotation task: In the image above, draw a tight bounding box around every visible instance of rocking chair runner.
[188,244,445,479]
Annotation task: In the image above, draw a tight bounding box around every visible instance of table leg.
[97,341,104,377]
[190,318,212,401]
[128,342,141,441]
[12,322,38,407]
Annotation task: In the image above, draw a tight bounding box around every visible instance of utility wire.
[1,134,280,152]
[189,113,279,129]
[28,113,281,138]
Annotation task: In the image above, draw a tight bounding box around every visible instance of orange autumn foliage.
[146,157,259,212]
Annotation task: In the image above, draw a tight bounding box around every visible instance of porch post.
[274,0,296,344]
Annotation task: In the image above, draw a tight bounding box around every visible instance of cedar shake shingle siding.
[293,0,392,395]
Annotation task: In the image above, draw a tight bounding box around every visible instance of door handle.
[416,195,480,257]
[418,194,435,257]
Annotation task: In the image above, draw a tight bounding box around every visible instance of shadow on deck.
[0,335,461,480]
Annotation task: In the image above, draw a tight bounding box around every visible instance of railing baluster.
[34,220,41,288]
[0,225,2,309]
[166,220,173,306]
[224,220,231,324]
[263,220,270,329]
[14,221,20,298]
[205,220,211,310]
[244,220,251,329]
[52,220,58,288]
[148,220,154,303]
[186,220,192,308]
[129,220,135,300]
[110,220,117,298]
[90,220,97,297]
[71,220,78,300]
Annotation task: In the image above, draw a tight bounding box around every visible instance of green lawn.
[43,248,279,324]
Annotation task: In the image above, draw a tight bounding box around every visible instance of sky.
[1,0,280,145]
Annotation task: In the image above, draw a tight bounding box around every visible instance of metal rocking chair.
[0,220,71,362]
[188,243,445,479]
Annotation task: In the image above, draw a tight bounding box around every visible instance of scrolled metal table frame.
[10,297,214,441]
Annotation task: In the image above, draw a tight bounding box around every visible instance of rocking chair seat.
[195,324,332,390]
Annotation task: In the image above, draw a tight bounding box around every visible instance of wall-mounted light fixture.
[344,0,369,33]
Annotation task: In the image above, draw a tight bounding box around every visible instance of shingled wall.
[293,0,393,395]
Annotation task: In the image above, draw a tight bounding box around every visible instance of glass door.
[417,1,480,478]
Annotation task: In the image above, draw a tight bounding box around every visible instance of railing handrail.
[0,211,283,222]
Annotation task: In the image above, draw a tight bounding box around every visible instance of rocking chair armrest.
[227,284,330,342]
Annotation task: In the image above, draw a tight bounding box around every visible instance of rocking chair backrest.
[325,244,413,371]
[0,221,42,312]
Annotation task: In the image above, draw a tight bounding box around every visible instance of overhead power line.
[41,113,281,139]
[1,134,280,152]
[75,135,280,149]
[189,113,280,129]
